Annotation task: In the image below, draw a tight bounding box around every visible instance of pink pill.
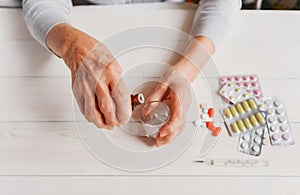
[228,76,234,81]
[251,82,258,87]
[253,89,260,95]
[243,75,250,80]
[237,82,243,87]
[250,75,257,81]
[247,89,253,94]
[235,76,242,81]
[220,76,227,82]
[219,80,226,85]
[256,96,262,100]
[244,82,250,87]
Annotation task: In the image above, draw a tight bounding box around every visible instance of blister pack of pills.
[219,83,251,104]
[220,98,266,137]
[261,97,295,146]
[238,127,265,156]
[219,75,263,101]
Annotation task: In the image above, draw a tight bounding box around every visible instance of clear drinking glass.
[140,101,170,138]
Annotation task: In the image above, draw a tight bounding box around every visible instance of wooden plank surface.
[0,121,299,176]
[0,78,298,122]
[0,4,300,194]
[0,8,300,78]
[1,176,300,195]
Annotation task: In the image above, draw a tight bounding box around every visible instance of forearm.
[22,0,72,48]
[175,0,242,82]
[174,36,214,83]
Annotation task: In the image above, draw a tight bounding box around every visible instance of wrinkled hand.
[71,44,132,129]
[146,68,192,147]
[46,24,132,129]
[145,36,214,146]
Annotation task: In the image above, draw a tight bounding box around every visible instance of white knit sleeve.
[22,0,72,48]
[190,0,242,50]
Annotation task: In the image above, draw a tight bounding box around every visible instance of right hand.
[46,24,132,129]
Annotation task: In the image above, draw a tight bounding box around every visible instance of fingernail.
[118,116,130,125]
[118,120,125,126]
[159,131,168,137]
[106,126,113,130]
[156,141,162,147]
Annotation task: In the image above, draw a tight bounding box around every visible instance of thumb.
[146,82,168,103]
[142,82,168,117]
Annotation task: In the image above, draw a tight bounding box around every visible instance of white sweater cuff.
[22,0,72,48]
[190,0,242,51]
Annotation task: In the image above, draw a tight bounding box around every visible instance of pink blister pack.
[219,75,263,102]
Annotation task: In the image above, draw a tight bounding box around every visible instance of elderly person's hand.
[46,23,132,129]
[146,67,192,147]
[147,36,214,147]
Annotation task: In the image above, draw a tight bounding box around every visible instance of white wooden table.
[0,3,300,194]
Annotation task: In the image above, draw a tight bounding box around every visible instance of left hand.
[146,36,214,147]
[146,68,192,147]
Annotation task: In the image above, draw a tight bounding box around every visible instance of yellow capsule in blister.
[256,112,265,124]
[236,103,244,114]
[224,108,232,119]
[250,115,259,127]
[229,106,238,117]
[243,93,249,97]
[235,88,241,92]
[243,118,252,129]
[248,98,257,109]
[258,103,264,109]
[237,120,246,132]
[230,122,239,133]
[242,101,250,112]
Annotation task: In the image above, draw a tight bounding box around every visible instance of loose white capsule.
[193,119,202,127]
[201,113,209,120]
[200,103,208,109]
